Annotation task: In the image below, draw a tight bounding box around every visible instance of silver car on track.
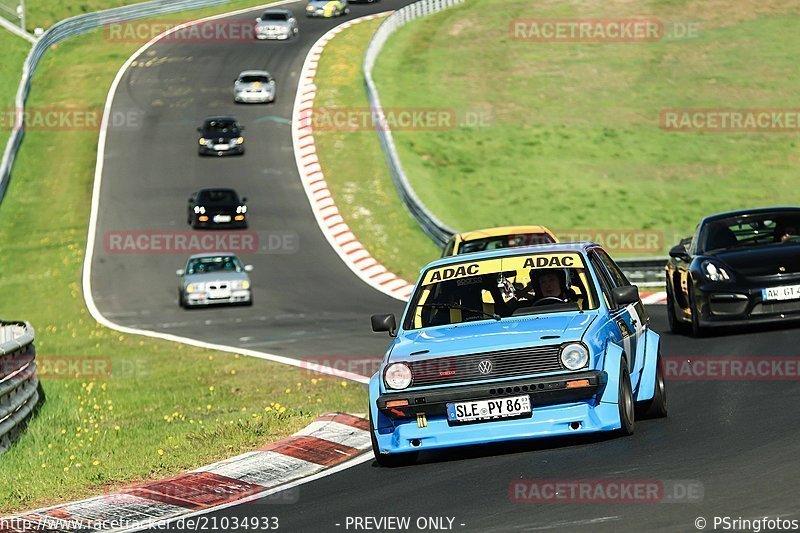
[234,70,276,104]
[177,253,253,308]
[254,9,299,40]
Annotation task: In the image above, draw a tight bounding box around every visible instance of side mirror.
[611,285,639,307]
[371,314,397,337]
[256,17,262,22]
[669,244,690,261]
[244,265,254,272]
[196,127,202,133]
[176,269,185,277]
[239,125,246,131]
[241,196,248,203]
[188,196,195,203]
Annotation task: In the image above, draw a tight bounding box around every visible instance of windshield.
[261,12,288,21]
[197,189,238,204]
[699,211,800,253]
[186,256,244,275]
[404,252,599,330]
[239,75,270,84]
[459,233,555,255]
[204,120,238,133]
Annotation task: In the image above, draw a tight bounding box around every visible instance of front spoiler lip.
[377,371,605,419]
[695,286,800,326]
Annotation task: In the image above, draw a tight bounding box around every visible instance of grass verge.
[312,15,441,282]
[0,31,31,148]
[372,0,800,255]
[0,0,366,514]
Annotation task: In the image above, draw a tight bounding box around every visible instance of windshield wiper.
[419,303,501,321]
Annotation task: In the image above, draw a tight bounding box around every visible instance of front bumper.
[306,9,335,17]
[191,216,247,229]
[184,289,251,306]
[235,91,274,103]
[255,30,291,40]
[373,371,619,454]
[199,144,244,156]
[695,282,800,327]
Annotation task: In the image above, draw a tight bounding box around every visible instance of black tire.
[688,283,704,337]
[370,416,418,467]
[617,358,635,436]
[666,278,685,334]
[178,291,186,309]
[637,354,668,419]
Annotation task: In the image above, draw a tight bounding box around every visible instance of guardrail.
[0,321,38,454]
[363,0,667,286]
[0,0,232,205]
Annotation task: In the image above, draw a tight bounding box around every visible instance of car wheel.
[178,291,186,309]
[688,282,704,337]
[370,416,418,467]
[617,358,635,436]
[666,278,685,334]
[635,350,668,419]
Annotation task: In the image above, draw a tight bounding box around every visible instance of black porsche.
[666,207,800,336]
[197,116,245,156]
[188,188,248,229]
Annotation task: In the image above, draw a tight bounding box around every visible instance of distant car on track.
[188,188,248,229]
[177,253,253,308]
[305,0,349,18]
[254,9,298,40]
[197,116,245,157]
[666,206,800,336]
[234,70,276,104]
[442,225,558,257]
[368,242,666,466]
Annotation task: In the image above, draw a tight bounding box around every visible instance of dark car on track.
[197,116,245,156]
[188,188,248,229]
[666,207,800,336]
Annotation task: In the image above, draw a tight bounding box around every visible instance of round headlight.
[560,343,589,371]
[384,363,412,390]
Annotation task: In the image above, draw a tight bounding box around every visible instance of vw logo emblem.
[477,360,493,375]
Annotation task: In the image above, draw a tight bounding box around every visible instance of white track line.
[81,0,372,384]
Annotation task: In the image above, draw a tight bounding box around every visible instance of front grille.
[751,300,800,315]
[207,281,229,290]
[408,345,564,387]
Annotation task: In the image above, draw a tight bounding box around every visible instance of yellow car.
[442,225,558,256]
[305,0,349,17]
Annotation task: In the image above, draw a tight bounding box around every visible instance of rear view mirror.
[611,285,639,307]
[371,314,397,337]
[669,244,690,261]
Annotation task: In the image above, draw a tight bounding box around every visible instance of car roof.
[187,252,241,260]
[421,242,597,272]
[197,187,237,194]
[458,225,554,241]
[262,8,292,14]
[700,206,800,226]
[238,70,270,77]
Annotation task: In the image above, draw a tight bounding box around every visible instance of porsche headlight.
[702,260,731,282]
[193,205,206,214]
[560,343,589,371]
[236,205,248,214]
[384,363,412,390]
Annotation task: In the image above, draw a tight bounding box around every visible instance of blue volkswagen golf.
[368,243,667,466]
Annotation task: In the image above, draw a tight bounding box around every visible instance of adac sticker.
[503,253,581,271]
[421,253,582,285]
[422,259,503,285]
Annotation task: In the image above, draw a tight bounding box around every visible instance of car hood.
[201,131,240,140]
[307,1,332,6]
[388,312,596,362]
[182,271,249,285]
[706,244,800,277]
[237,81,272,90]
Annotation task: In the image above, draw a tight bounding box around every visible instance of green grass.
[312,16,441,281]
[0,1,366,514]
[0,31,31,148]
[371,0,800,256]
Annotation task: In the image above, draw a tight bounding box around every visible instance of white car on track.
[234,70,276,104]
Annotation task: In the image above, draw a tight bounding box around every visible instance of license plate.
[207,289,231,299]
[213,215,232,223]
[446,395,531,423]
[213,144,230,151]
[762,284,800,301]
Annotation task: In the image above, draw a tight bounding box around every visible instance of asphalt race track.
[89,4,800,532]
[90,1,409,363]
